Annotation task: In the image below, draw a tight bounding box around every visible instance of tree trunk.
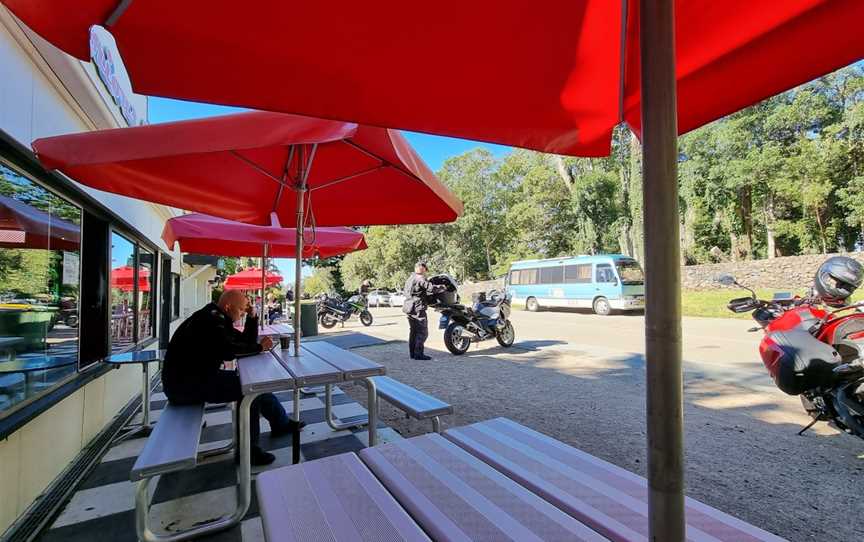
[618,129,634,257]
[484,241,493,278]
[815,206,828,254]
[629,135,645,262]
[553,156,575,192]
[764,192,777,259]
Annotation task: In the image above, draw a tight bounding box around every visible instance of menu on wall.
[62,251,80,286]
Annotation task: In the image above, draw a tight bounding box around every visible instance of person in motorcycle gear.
[814,256,864,307]
[402,261,443,360]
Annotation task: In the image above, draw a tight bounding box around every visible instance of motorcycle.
[719,274,864,440]
[316,292,373,328]
[429,274,516,355]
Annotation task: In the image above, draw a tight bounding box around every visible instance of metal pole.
[641,1,684,540]
[293,147,306,357]
[261,243,268,329]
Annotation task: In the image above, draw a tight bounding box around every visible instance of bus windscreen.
[616,260,644,285]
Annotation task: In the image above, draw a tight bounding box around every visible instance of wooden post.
[640,0,685,540]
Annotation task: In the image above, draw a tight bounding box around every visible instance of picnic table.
[234,342,384,521]
[0,337,23,360]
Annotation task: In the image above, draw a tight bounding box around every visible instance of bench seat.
[130,402,204,481]
[359,433,608,541]
[256,452,429,542]
[445,418,787,542]
[372,376,453,432]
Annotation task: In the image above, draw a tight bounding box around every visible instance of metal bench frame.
[370,376,453,434]
[133,403,240,542]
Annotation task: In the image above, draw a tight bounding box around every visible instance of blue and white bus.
[506,254,645,315]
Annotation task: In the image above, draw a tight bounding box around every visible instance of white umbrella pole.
[261,243,268,329]
[291,144,318,357]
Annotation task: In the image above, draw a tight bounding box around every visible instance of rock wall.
[459,278,505,299]
[681,252,864,290]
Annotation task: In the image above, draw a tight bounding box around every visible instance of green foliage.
[302,266,336,297]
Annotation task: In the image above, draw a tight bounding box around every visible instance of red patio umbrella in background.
[223,268,282,291]
[33,111,461,356]
[110,265,149,292]
[162,213,367,259]
[3,1,861,156]
[0,194,80,251]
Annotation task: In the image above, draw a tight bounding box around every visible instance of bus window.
[539,266,564,284]
[518,268,538,285]
[615,260,645,285]
[566,264,591,283]
[596,264,616,283]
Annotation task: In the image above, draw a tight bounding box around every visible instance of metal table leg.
[365,377,378,447]
[324,383,368,431]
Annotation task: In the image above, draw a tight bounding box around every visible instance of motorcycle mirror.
[716,274,738,287]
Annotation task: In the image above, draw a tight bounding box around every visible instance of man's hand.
[260,336,274,350]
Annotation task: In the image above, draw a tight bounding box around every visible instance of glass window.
[539,266,564,285]
[565,264,593,283]
[139,247,154,339]
[110,233,135,352]
[596,264,616,283]
[519,268,538,285]
[0,163,81,413]
[615,259,645,285]
[172,273,180,321]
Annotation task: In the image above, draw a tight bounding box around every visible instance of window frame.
[596,263,617,284]
[109,229,160,352]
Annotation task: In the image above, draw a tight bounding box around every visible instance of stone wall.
[459,278,505,299]
[681,252,864,290]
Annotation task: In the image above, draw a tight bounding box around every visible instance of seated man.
[162,290,302,466]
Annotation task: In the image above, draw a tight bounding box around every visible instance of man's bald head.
[218,290,248,322]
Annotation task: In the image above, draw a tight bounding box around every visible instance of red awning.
[110,265,149,292]
[163,213,367,259]
[32,111,461,226]
[223,268,282,291]
[5,0,862,156]
[0,194,80,251]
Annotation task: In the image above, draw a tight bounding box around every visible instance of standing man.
[162,289,303,466]
[402,261,441,360]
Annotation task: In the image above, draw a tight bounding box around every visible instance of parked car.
[388,291,406,307]
[367,289,391,307]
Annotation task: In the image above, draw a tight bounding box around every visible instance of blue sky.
[149,97,510,279]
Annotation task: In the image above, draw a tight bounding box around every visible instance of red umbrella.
[110,265,149,292]
[223,268,282,291]
[31,112,461,227]
[0,194,80,251]
[162,213,367,259]
[4,1,861,156]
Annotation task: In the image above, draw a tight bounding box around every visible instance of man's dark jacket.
[162,303,262,398]
[402,273,437,316]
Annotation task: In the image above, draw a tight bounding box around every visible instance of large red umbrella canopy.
[223,268,282,291]
[31,112,462,226]
[162,213,367,259]
[5,1,862,156]
[111,265,149,292]
[0,194,80,251]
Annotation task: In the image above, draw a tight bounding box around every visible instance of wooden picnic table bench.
[444,418,787,542]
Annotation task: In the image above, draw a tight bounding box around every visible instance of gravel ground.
[338,330,864,542]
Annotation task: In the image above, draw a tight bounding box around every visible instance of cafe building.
[0,10,215,536]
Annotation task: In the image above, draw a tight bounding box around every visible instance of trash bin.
[299,302,318,337]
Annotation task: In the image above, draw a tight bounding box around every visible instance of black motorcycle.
[429,275,516,355]
[316,292,373,328]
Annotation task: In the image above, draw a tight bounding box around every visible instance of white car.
[367,289,391,307]
[389,291,406,307]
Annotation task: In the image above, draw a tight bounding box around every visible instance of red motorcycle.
[720,274,864,440]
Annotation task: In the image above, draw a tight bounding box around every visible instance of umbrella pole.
[641,1,684,540]
[261,243,268,329]
[293,148,306,357]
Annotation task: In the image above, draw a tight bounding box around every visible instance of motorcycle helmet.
[814,256,864,307]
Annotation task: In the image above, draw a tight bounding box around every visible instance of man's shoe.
[415,354,432,360]
[269,419,306,438]
[251,446,276,466]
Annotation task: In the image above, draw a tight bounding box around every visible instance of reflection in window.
[171,273,180,321]
[139,248,154,339]
[110,233,135,352]
[0,163,81,413]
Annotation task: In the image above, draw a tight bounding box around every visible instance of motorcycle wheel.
[360,310,373,326]
[444,323,471,355]
[496,321,515,347]
[319,313,338,329]
[66,314,79,328]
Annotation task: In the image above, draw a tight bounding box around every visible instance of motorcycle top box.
[429,274,459,306]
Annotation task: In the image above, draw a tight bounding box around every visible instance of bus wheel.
[526,297,540,312]
[593,297,611,316]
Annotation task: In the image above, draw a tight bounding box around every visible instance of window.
[139,247,155,339]
[539,266,564,285]
[512,268,538,285]
[171,273,180,321]
[565,264,592,283]
[0,163,81,413]
[110,233,135,352]
[615,259,645,285]
[596,264,616,283]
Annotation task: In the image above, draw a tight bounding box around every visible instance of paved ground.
[327,306,864,542]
